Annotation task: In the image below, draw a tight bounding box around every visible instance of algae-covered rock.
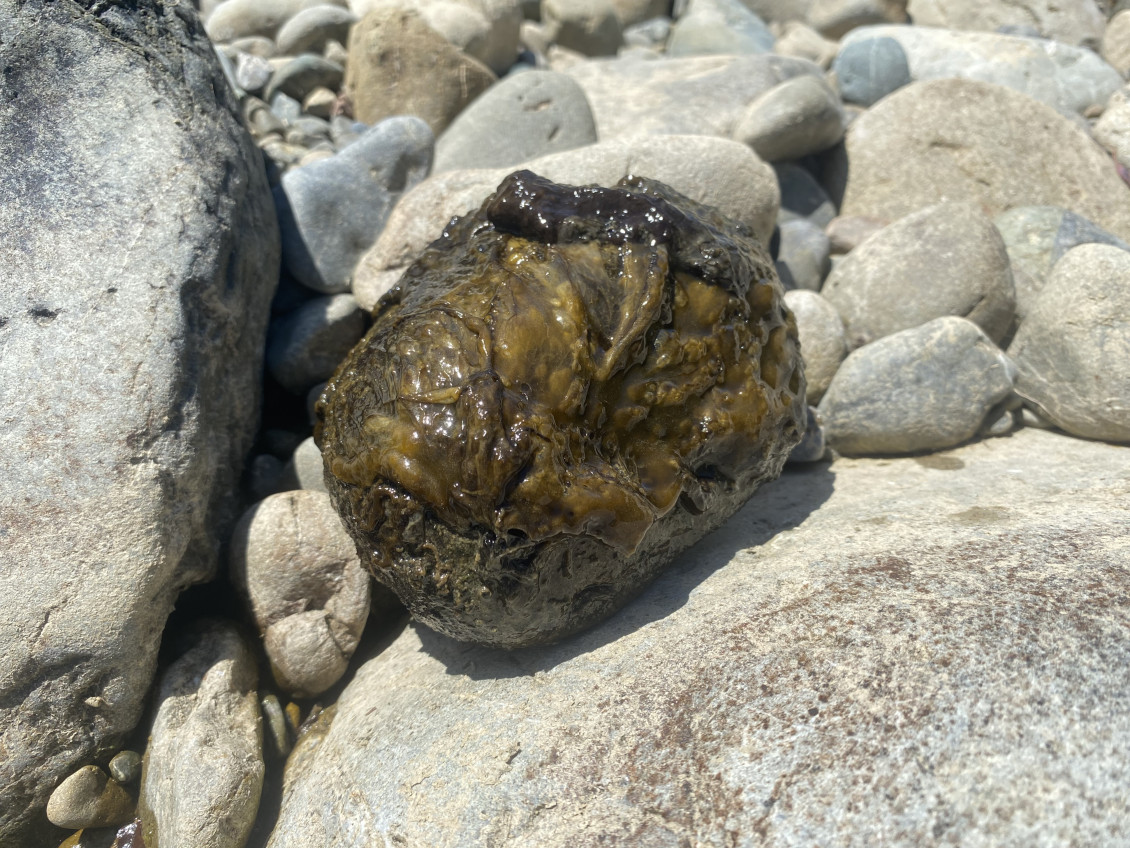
[317,171,806,648]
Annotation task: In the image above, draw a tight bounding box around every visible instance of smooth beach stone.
[345,7,496,133]
[205,0,348,41]
[775,162,836,227]
[138,623,263,848]
[666,0,775,57]
[818,316,1016,455]
[267,294,367,394]
[264,53,343,102]
[622,15,671,48]
[274,115,433,293]
[612,0,671,25]
[433,71,597,172]
[1092,87,1130,173]
[772,20,839,68]
[106,753,142,787]
[1103,11,1130,76]
[285,115,333,147]
[230,490,373,696]
[838,78,1130,243]
[1009,244,1130,443]
[806,0,906,39]
[908,0,1104,48]
[822,201,1015,350]
[838,25,1122,116]
[775,218,831,291]
[353,134,780,310]
[275,4,357,54]
[541,0,623,55]
[825,214,884,253]
[733,73,844,161]
[418,0,523,76]
[234,50,274,94]
[788,405,828,462]
[280,435,329,492]
[46,767,134,830]
[269,89,302,123]
[833,35,910,106]
[303,85,337,119]
[784,289,845,404]
[318,171,805,648]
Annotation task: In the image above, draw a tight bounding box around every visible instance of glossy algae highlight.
[317,171,806,648]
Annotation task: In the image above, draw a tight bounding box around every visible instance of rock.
[266,425,1130,847]
[775,162,836,227]
[264,53,343,103]
[353,134,780,310]
[832,35,911,106]
[541,0,622,55]
[420,0,522,75]
[0,3,278,844]
[908,0,1105,48]
[564,51,823,139]
[1008,244,1130,443]
[433,71,597,172]
[267,293,367,394]
[234,50,275,95]
[344,8,496,134]
[285,115,333,147]
[622,15,671,47]
[281,436,329,492]
[206,0,347,41]
[666,0,774,57]
[788,405,828,462]
[229,34,280,56]
[107,754,142,788]
[274,116,432,293]
[825,214,884,253]
[302,85,337,119]
[839,25,1122,116]
[138,622,263,848]
[45,767,134,831]
[806,0,906,39]
[818,317,1016,455]
[230,490,372,696]
[269,89,303,123]
[784,289,845,404]
[1103,11,1130,77]
[838,78,1130,243]
[775,218,830,291]
[733,73,844,161]
[822,202,1015,349]
[1092,86,1130,172]
[276,4,357,54]
[319,171,805,647]
[772,21,838,68]
[612,0,671,25]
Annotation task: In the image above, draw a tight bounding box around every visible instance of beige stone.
[1104,11,1130,77]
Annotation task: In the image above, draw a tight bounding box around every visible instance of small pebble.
[266,293,366,395]
[107,752,142,786]
[541,0,623,56]
[833,36,911,107]
[775,218,831,292]
[275,4,356,56]
[262,693,292,757]
[733,74,845,162]
[46,766,134,830]
[302,85,337,119]
[667,0,774,57]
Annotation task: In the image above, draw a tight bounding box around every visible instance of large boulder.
[0,2,278,844]
[905,0,1105,48]
[266,427,1130,845]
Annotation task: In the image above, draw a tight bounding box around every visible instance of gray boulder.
[266,425,1130,846]
[821,201,1015,349]
[818,316,1016,455]
[0,3,278,845]
[1009,244,1130,443]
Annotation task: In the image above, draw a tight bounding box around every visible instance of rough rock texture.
[837,78,1130,243]
[1009,244,1130,444]
[138,622,264,848]
[267,426,1130,847]
[0,3,278,845]
[839,25,1122,116]
[353,134,780,310]
[820,201,1015,349]
[319,171,805,647]
[817,316,1016,455]
[45,767,134,830]
[906,0,1105,48]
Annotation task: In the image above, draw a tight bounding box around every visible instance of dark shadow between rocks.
[416,460,837,679]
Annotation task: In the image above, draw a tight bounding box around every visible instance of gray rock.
[107,752,142,787]
[733,73,844,161]
[622,15,671,48]
[775,162,836,227]
[353,133,780,310]
[1092,87,1130,172]
[285,114,333,147]
[541,0,622,55]
[806,0,906,39]
[833,35,911,106]
[138,622,263,848]
[244,95,287,139]
[265,425,1130,847]
[264,53,343,103]
[269,89,303,124]
[45,766,134,830]
[230,490,372,697]
[247,452,288,501]
[839,24,1122,116]
[433,70,597,172]
[825,214,884,254]
[788,405,828,463]
[775,218,831,291]
[773,20,839,68]
[822,202,1015,349]
[612,0,671,25]
[274,115,433,293]
[1103,10,1130,76]
[229,35,280,56]
[818,316,1017,455]
[267,293,366,394]
[784,289,846,404]
[1051,211,1129,265]
[1009,244,1130,443]
[908,0,1105,48]
[565,52,825,139]
[205,0,347,41]
[666,0,774,57]
[234,50,275,94]
[281,436,328,493]
[0,3,278,844]
[838,79,1130,243]
[275,4,357,55]
[420,0,523,75]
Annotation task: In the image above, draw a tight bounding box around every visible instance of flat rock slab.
[268,428,1130,846]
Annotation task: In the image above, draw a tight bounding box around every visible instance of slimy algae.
[316,171,806,648]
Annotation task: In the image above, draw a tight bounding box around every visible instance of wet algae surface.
[316,171,805,648]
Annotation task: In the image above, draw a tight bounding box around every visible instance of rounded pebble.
[833,36,911,107]
[784,289,847,405]
[733,74,844,161]
[46,766,134,830]
[107,752,142,786]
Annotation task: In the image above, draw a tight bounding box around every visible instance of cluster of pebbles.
[44,0,1130,845]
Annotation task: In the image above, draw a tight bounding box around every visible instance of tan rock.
[1103,11,1130,77]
